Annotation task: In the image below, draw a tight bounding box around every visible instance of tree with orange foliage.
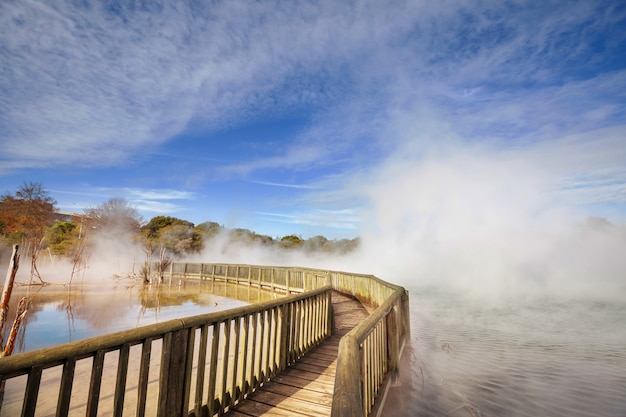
[0,182,56,283]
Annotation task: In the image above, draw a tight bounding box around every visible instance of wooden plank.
[238,314,249,399]
[192,326,208,417]
[264,376,334,396]
[21,366,42,417]
[206,323,220,416]
[55,358,76,417]
[290,361,335,375]
[260,379,333,399]
[136,338,152,417]
[301,350,336,362]
[243,390,331,415]
[275,368,335,384]
[230,316,241,407]
[296,355,337,369]
[86,350,105,417]
[233,399,301,417]
[113,343,130,417]
[247,312,258,395]
[220,319,232,407]
[182,326,196,412]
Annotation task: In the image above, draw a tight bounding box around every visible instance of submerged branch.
[2,297,29,357]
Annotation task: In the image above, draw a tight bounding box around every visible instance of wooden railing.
[162,262,328,294]
[328,271,410,417]
[0,263,409,417]
[167,264,412,417]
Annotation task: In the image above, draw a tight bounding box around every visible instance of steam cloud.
[348,137,626,301]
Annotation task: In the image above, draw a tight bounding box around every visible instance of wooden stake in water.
[0,244,20,349]
[3,297,28,357]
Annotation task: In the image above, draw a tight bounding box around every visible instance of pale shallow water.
[384,286,626,417]
[1,279,279,354]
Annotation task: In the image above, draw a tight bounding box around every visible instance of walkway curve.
[226,291,369,416]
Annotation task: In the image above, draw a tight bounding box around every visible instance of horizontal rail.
[162,262,330,294]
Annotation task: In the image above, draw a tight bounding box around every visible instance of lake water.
[384,286,626,417]
[3,279,625,416]
[1,279,280,354]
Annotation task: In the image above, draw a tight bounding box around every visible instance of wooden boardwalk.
[225,291,370,417]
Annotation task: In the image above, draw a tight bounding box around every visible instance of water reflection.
[1,280,281,354]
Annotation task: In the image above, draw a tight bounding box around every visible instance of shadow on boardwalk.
[226,291,370,417]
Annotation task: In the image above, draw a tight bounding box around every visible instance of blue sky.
[1,0,625,240]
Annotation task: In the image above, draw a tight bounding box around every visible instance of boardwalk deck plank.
[275,367,335,384]
[224,291,369,417]
[272,374,335,393]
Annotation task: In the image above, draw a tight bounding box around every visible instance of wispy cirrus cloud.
[2,1,623,157]
[246,180,318,190]
[1,0,393,169]
[256,208,359,232]
[97,187,197,215]
[50,185,197,217]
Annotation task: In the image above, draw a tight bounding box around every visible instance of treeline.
[0,182,359,281]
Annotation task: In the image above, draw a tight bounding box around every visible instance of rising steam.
[349,138,626,301]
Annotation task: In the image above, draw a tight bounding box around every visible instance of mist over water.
[380,287,626,417]
[352,145,626,301]
[353,144,626,416]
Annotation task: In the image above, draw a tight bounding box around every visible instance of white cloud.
[118,188,196,201]
[256,208,359,231]
[246,180,318,190]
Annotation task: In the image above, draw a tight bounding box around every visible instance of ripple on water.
[383,288,626,417]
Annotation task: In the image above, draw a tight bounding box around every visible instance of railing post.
[331,335,363,417]
[157,328,192,417]
[401,290,411,341]
[327,289,333,337]
[386,308,400,385]
[278,304,289,370]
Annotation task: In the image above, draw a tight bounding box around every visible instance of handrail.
[331,287,408,417]
[0,267,332,417]
[0,263,409,417]
[328,271,410,417]
[0,288,329,378]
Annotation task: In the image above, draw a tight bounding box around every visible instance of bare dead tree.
[69,234,89,285]
[28,236,47,285]
[157,245,169,284]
